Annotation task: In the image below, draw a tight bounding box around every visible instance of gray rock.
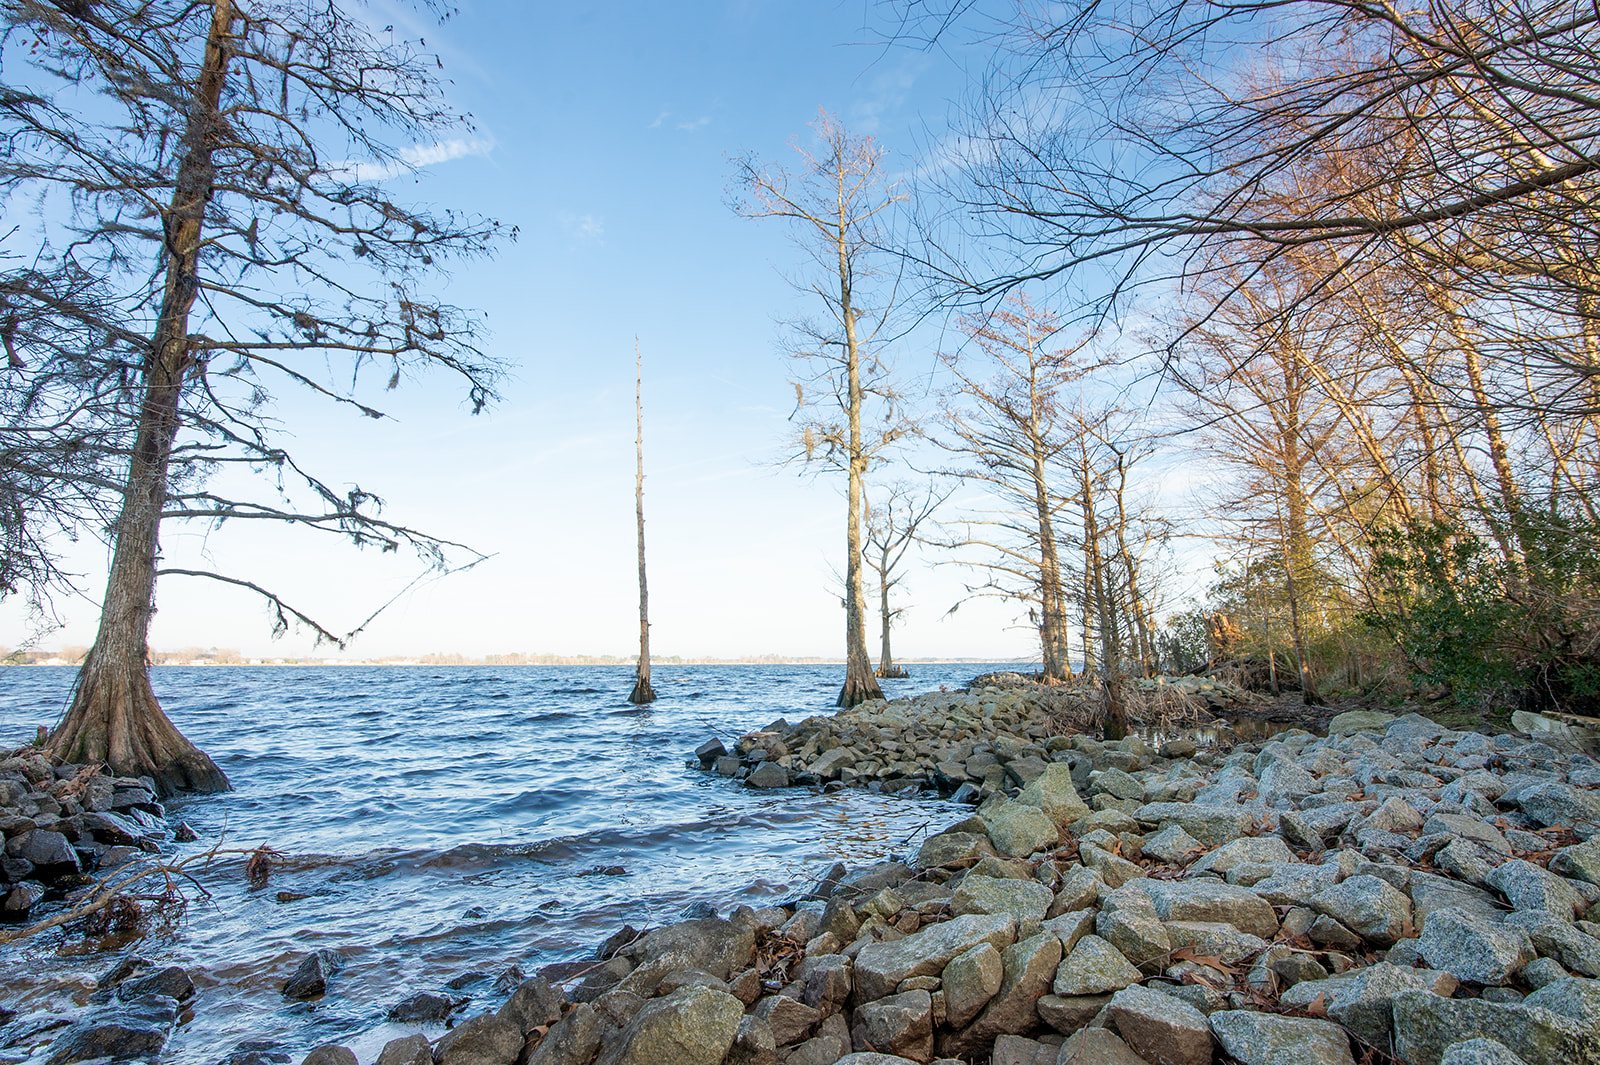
[1519,957,1570,990]
[855,912,1016,1001]
[726,1015,777,1065]
[956,931,1063,1051]
[1517,782,1600,839]
[750,993,820,1046]
[1503,910,1600,977]
[1308,874,1412,946]
[1053,1029,1149,1065]
[983,800,1061,858]
[1328,711,1394,734]
[594,988,644,1028]
[851,989,932,1062]
[498,976,565,1033]
[1440,1039,1531,1065]
[1051,865,1104,916]
[951,874,1054,926]
[797,952,852,1016]
[1188,837,1295,878]
[1438,839,1505,886]
[1081,844,1145,889]
[1391,987,1600,1065]
[1251,863,1339,908]
[1279,810,1322,851]
[1163,921,1270,966]
[1418,908,1535,985]
[1138,879,1278,938]
[1259,760,1320,801]
[1358,796,1425,834]
[283,950,344,1001]
[747,762,789,789]
[1142,824,1203,865]
[1096,901,1171,966]
[43,1013,169,1065]
[114,966,194,1004]
[1052,935,1142,996]
[1319,962,1454,1046]
[1208,1010,1355,1065]
[301,1047,356,1065]
[1410,871,1506,924]
[1550,838,1600,886]
[992,1034,1057,1065]
[1425,813,1513,855]
[1037,993,1113,1034]
[1044,908,1098,956]
[388,991,458,1023]
[1487,860,1586,921]
[624,916,756,990]
[1015,763,1092,828]
[434,1014,522,1065]
[5,881,45,917]
[524,1004,606,1065]
[1094,768,1145,801]
[916,832,996,871]
[1522,974,1600,1029]
[941,941,1003,1029]
[1108,983,1212,1065]
[5,828,79,875]
[810,748,852,779]
[375,1035,432,1065]
[1134,803,1255,847]
[593,985,744,1065]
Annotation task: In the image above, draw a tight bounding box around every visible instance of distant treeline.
[3,648,1019,668]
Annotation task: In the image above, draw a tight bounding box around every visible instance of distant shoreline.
[7,656,1033,668]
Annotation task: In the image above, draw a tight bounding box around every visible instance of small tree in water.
[863,482,948,679]
[2,0,508,792]
[731,111,910,707]
[629,340,656,706]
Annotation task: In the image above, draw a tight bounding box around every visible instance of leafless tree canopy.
[1,0,509,628]
[2,0,511,789]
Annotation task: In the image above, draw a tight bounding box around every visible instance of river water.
[0,663,1013,1064]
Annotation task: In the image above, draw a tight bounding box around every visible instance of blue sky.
[4,1,1199,661]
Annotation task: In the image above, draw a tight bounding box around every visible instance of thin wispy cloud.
[344,136,497,182]
[559,211,605,241]
[677,116,711,132]
[649,111,670,128]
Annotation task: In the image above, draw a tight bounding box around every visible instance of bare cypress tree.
[931,294,1104,684]
[731,111,908,708]
[863,482,949,678]
[3,0,508,792]
[628,339,656,706]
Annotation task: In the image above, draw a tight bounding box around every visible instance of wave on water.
[0,661,1022,1065]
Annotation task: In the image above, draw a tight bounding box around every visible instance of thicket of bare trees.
[869,0,1600,716]
[2,0,508,790]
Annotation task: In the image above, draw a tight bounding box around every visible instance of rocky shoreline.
[1,744,190,925]
[5,689,1600,1065]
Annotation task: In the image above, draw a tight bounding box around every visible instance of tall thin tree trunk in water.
[875,542,905,678]
[629,340,656,706]
[837,210,882,708]
[48,0,238,795]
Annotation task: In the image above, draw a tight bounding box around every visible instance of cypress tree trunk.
[629,341,656,706]
[874,546,906,678]
[836,219,882,708]
[48,0,237,795]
